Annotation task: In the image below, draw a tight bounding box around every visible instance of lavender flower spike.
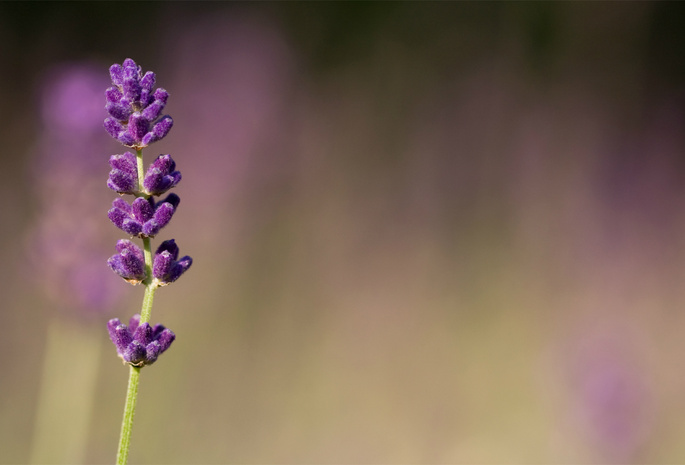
[104,58,173,148]
[152,239,193,286]
[107,314,175,367]
[107,239,146,284]
[105,59,191,464]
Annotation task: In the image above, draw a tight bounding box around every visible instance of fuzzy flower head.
[153,239,192,286]
[143,154,182,195]
[107,239,146,284]
[108,194,180,238]
[107,152,182,197]
[104,58,173,148]
[107,314,175,367]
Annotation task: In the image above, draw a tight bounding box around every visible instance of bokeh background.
[2,2,685,463]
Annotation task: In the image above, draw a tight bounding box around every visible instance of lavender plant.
[104,58,192,464]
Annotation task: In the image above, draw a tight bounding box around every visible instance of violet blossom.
[107,314,175,367]
[104,58,173,148]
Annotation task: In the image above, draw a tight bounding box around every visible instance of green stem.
[116,147,159,464]
[135,148,145,192]
[140,263,158,323]
[116,366,140,465]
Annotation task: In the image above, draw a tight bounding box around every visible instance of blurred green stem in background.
[30,319,102,464]
[116,148,159,465]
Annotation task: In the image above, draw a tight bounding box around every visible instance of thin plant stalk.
[116,366,140,465]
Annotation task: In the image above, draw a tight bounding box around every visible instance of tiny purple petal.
[121,218,143,236]
[141,101,164,121]
[152,115,173,137]
[107,248,145,282]
[142,220,160,237]
[107,206,128,229]
[152,250,174,279]
[131,197,154,223]
[122,58,140,76]
[153,154,175,173]
[155,239,179,260]
[109,64,124,86]
[139,72,156,105]
[115,239,143,258]
[133,322,153,346]
[141,116,173,146]
[152,199,177,226]
[105,86,123,103]
[107,319,132,354]
[140,71,155,91]
[151,323,166,338]
[122,61,142,102]
[108,199,144,236]
[110,240,145,280]
[107,169,137,194]
[104,117,124,139]
[153,88,169,105]
[128,114,149,143]
[112,197,131,213]
[146,341,162,364]
[123,80,142,103]
[123,341,146,365]
[105,102,132,121]
[165,256,192,284]
[109,152,137,175]
[159,193,180,209]
[107,318,122,337]
[121,247,145,276]
[117,131,135,147]
[128,314,141,333]
[156,328,175,352]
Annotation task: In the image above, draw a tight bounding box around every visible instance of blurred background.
[2,2,685,463]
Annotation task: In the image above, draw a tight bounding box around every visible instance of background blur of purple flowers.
[3,2,685,463]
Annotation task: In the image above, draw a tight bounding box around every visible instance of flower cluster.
[104,58,173,148]
[107,239,192,286]
[108,194,180,238]
[104,58,192,367]
[108,314,175,366]
[107,153,181,196]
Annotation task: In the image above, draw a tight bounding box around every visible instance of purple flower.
[31,63,125,316]
[107,194,180,238]
[107,239,146,284]
[152,239,192,286]
[107,314,175,367]
[107,152,139,194]
[143,154,182,195]
[104,58,173,148]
